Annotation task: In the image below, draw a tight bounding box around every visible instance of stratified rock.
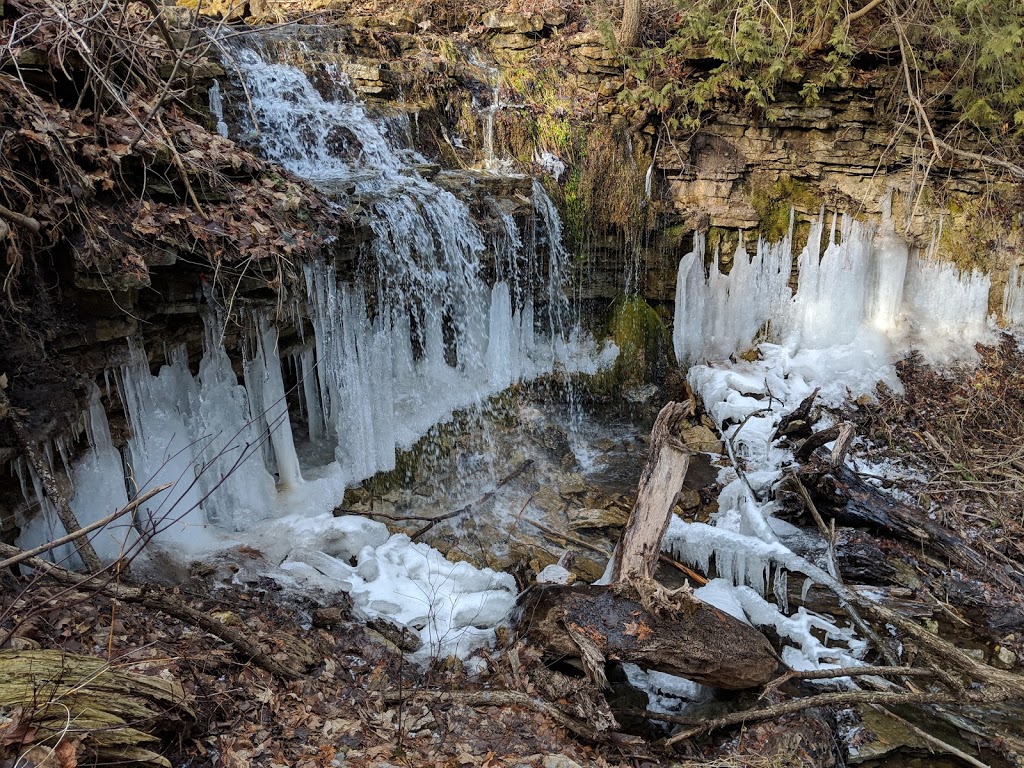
[482,10,544,34]
[568,506,629,530]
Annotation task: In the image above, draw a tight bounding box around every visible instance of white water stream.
[12,37,614,662]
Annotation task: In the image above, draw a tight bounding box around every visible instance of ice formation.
[673,206,993,369]
[11,37,612,662]
[669,200,1003,671]
[1003,265,1024,329]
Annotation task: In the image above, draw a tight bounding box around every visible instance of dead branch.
[0,483,171,571]
[0,542,304,680]
[661,687,1003,746]
[903,125,1024,178]
[0,203,41,234]
[0,387,102,572]
[847,0,886,24]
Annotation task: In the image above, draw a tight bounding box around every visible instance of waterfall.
[12,32,615,661]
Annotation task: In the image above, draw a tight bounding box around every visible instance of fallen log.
[0,648,192,768]
[514,402,780,691]
[516,583,781,690]
[796,458,1007,584]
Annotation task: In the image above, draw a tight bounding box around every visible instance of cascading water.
[12,32,615,662]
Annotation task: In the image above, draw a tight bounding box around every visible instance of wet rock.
[558,473,587,496]
[568,506,628,530]
[844,706,931,764]
[681,424,724,453]
[623,383,658,403]
[675,487,701,512]
[531,486,564,515]
[312,606,348,628]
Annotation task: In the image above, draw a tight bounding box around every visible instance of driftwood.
[515,402,780,691]
[613,402,692,582]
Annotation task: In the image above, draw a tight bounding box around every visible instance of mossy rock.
[595,296,672,392]
[749,173,822,246]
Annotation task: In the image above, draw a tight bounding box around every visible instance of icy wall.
[667,200,1005,670]
[673,205,994,373]
[10,37,615,662]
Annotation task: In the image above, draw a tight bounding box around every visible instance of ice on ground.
[668,200,999,672]
[270,516,516,661]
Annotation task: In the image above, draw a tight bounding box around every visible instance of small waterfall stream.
[12,31,616,661]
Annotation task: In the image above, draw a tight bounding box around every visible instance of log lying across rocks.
[515,402,780,691]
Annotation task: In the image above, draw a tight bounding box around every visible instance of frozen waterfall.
[11,36,614,663]
[667,203,1006,670]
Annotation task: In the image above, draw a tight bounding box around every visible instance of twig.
[0,483,171,570]
[410,493,490,541]
[0,203,41,233]
[903,126,1024,179]
[521,516,612,556]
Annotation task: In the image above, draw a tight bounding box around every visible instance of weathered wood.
[613,401,691,583]
[797,459,1004,583]
[515,583,781,690]
[0,386,103,573]
[0,649,192,768]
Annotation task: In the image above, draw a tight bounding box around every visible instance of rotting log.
[515,402,780,690]
[516,583,781,689]
[0,649,192,768]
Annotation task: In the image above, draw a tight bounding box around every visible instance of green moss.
[749,174,819,242]
[594,296,672,391]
